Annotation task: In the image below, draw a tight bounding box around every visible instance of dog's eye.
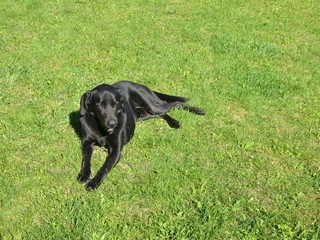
[97,104,104,110]
[112,103,117,108]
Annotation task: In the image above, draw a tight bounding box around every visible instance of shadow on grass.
[69,111,82,140]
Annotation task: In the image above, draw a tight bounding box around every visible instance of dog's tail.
[153,91,189,103]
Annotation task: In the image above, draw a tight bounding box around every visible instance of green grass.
[1,0,319,238]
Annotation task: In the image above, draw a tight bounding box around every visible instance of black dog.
[78,81,205,190]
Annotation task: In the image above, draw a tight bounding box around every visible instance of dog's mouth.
[100,120,117,133]
[107,128,114,133]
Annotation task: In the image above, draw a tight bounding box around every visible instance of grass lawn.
[0,0,319,238]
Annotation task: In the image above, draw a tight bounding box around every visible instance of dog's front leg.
[77,140,94,184]
[85,147,122,191]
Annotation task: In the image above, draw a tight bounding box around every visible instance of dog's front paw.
[77,171,91,185]
[85,179,100,191]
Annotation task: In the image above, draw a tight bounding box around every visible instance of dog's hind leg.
[161,114,181,129]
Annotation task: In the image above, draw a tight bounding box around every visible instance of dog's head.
[80,84,125,133]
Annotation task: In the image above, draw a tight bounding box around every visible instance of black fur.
[78,81,205,190]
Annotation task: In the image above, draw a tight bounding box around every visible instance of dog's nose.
[108,119,117,127]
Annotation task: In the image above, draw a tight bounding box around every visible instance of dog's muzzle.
[106,119,117,132]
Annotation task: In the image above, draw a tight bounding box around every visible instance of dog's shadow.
[69,111,82,140]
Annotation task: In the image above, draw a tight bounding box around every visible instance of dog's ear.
[115,89,125,113]
[80,90,92,117]
[119,95,125,113]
